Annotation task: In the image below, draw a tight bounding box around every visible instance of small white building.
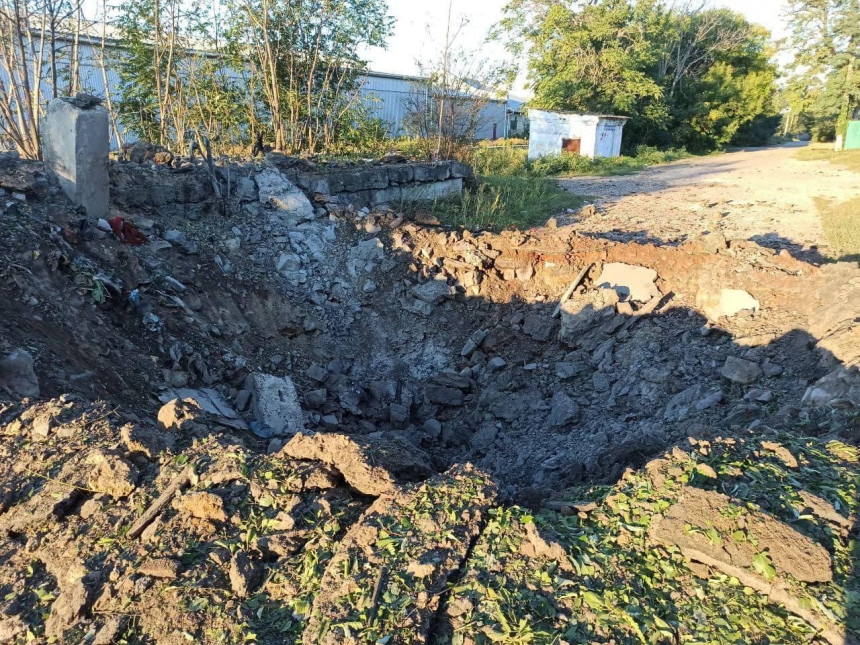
[528,110,628,160]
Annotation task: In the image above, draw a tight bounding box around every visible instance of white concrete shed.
[528,110,629,160]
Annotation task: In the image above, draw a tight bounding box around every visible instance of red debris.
[108,217,148,245]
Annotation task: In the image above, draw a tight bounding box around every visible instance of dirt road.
[559,143,860,261]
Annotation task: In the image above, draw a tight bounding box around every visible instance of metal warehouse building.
[5,33,511,151]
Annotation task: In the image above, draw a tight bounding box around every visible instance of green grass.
[439,435,860,644]
[796,145,860,172]
[797,146,860,260]
[422,175,587,232]
[410,145,689,233]
[469,145,691,178]
[814,196,860,262]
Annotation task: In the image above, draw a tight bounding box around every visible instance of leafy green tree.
[497,0,778,152]
[223,0,392,153]
[783,0,860,139]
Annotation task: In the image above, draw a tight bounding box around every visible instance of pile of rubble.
[0,149,859,642]
[3,151,860,498]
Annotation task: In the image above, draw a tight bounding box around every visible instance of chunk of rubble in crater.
[720,356,762,384]
[255,167,315,222]
[596,262,659,303]
[247,373,305,438]
[158,388,247,431]
[278,431,434,496]
[0,348,40,398]
[85,449,139,499]
[696,286,760,322]
[559,287,619,342]
[664,384,723,422]
[802,366,860,408]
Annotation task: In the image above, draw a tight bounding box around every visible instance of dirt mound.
[1,153,860,642]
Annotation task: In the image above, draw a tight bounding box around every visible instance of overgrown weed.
[414,175,585,232]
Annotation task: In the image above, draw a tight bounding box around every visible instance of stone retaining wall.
[278,159,472,209]
[109,156,472,217]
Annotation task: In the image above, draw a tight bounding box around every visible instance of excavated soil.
[1,152,859,644]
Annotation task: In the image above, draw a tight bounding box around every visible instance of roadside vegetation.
[422,175,586,232]
[469,142,691,177]
[797,146,860,261]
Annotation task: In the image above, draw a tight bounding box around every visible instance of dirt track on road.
[559,144,860,262]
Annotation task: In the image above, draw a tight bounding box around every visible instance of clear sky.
[362,0,790,94]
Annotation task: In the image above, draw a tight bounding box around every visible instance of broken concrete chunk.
[158,388,247,431]
[547,391,580,427]
[306,364,328,382]
[487,357,507,372]
[255,168,315,222]
[248,373,305,437]
[696,286,760,321]
[347,238,385,277]
[0,348,39,398]
[720,356,762,384]
[559,288,619,341]
[425,384,464,406]
[304,389,327,409]
[411,278,454,305]
[664,384,723,422]
[278,432,433,496]
[523,312,552,342]
[43,97,109,219]
[596,263,659,303]
[801,367,860,409]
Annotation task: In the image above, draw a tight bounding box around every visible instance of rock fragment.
[546,391,580,427]
[85,449,138,499]
[279,432,433,496]
[721,357,762,384]
[664,384,723,422]
[0,348,39,398]
[138,558,181,579]
[697,287,760,321]
[229,551,263,598]
[248,373,305,437]
[596,263,659,303]
[174,491,227,522]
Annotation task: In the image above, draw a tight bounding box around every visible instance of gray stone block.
[412,164,434,182]
[42,98,110,218]
[401,178,462,202]
[449,161,473,178]
[386,164,414,184]
[371,185,404,206]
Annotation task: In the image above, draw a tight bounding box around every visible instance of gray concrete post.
[42,97,110,219]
